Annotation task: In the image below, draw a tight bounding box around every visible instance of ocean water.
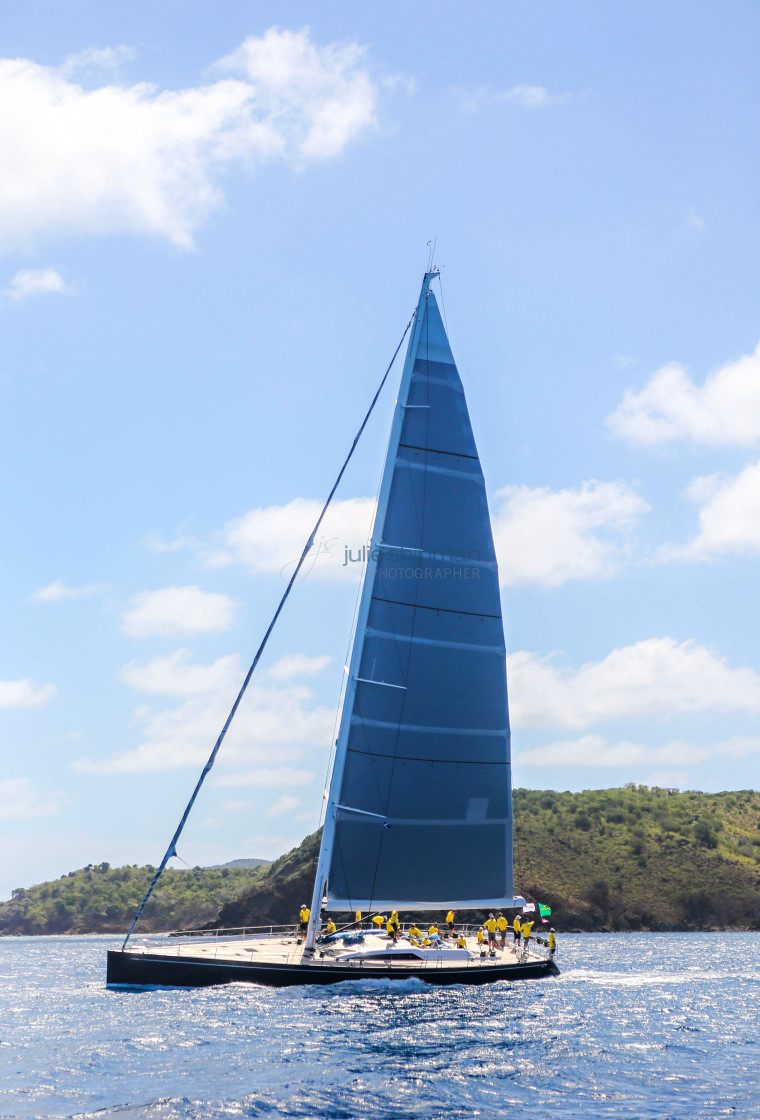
[0,933,757,1119]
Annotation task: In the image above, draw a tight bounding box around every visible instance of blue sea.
[1,933,757,1118]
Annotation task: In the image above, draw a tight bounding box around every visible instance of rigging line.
[121,310,417,950]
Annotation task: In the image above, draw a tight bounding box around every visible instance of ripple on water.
[0,933,759,1118]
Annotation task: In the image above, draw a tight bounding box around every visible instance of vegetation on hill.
[214,786,760,932]
[0,862,268,935]
[4,787,760,935]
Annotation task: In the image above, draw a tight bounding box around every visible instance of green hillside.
[4,787,760,935]
[213,786,760,932]
[0,862,269,935]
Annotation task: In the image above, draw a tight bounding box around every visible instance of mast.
[305,271,438,950]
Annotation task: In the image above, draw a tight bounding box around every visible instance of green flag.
[539,903,551,917]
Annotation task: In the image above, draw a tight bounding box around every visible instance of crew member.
[496,912,508,948]
[477,926,485,946]
[446,910,455,937]
[484,913,498,955]
[298,904,310,942]
[521,917,534,951]
[548,929,556,959]
[372,914,386,930]
[513,915,522,946]
[456,933,467,949]
[389,910,400,943]
[324,917,337,937]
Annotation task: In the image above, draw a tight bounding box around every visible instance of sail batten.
[311,272,515,917]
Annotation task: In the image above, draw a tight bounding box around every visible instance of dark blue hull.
[106,949,559,989]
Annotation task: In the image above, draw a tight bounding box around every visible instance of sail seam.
[346,746,509,765]
[399,442,479,460]
[373,595,502,621]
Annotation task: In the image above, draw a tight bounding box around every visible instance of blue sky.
[2,1,760,898]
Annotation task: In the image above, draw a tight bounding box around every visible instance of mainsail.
[311,271,518,917]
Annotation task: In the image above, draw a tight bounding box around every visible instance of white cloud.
[203,496,376,581]
[662,459,760,560]
[0,777,64,820]
[606,342,760,446]
[214,768,315,788]
[121,585,237,638]
[492,481,649,587]
[0,29,378,254]
[266,796,302,817]
[509,637,760,730]
[4,267,68,302]
[76,653,333,773]
[516,734,709,768]
[31,578,106,603]
[119,649,242,696]
[267,653,332,680]
[0,678,56,709]
[60,45,137,79]
[454,84,573,115]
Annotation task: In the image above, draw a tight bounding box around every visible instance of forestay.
[317,272,517,912]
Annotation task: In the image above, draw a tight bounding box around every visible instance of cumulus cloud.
[203,496,377,581]
[662,459,760,560]
[509,637,760,730]
[267,653,332,680]
[453,84,574,115]
[4,267,68,302]
[76,650,333,773]
[119,649,243,696]
[214,768,315,788]
[492,481,649,587]
[515,734,709,768]
[0,28,378,254]
[265,794,301,816]
[31,578,106,603]
[606,342,760,446]
[0,678,56,709]
[121,585,237,638]
[0,777,65,820]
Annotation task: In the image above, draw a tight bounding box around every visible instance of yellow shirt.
[386,920,394,934]
[372,915,386,927]
[496,916,508,931]
[299,908,310,923]
[484,918,497,933]
[428,925,440,935]
[521,921,534,938]
[355,911,362,923]
[446,910,455,924]
[548,932,556,948]
[477,929,484,943]
[325,920,336,935]
[409,926,421,939]
[513,917,521,933]
[456,936,467,948]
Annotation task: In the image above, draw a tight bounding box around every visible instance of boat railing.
[125,921,553,963]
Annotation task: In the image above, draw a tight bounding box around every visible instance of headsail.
[310,272,518,917]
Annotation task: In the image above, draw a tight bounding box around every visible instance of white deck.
[126,930,548,972]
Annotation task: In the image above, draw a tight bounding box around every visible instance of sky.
[1,1,759,899]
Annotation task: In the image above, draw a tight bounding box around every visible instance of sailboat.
[106,271,558,988]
